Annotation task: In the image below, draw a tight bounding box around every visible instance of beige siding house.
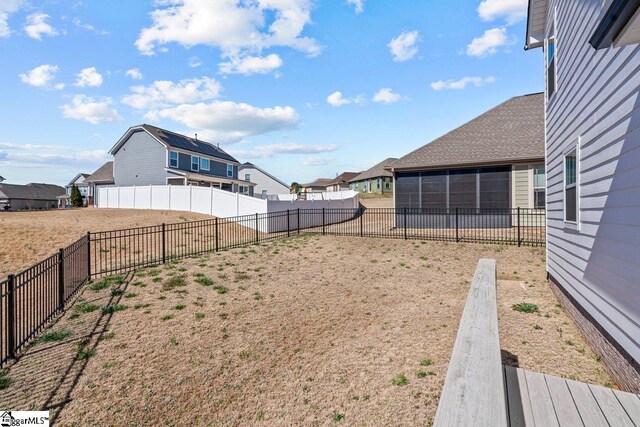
[526,0,640,391]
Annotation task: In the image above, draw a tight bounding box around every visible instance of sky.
[0,0,543,186]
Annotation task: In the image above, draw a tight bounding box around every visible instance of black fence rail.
[0,207,545,367]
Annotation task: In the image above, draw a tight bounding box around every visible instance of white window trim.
[244,173,251,181]
[191,155,200,172]
[227,164,233,177]
[169,151,179,168]
[563,141,579,230]
[200,157,210,171]
[545,8,557,103]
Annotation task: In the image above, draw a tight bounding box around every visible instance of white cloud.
[24,13,58,40]
[373,88,402,103]
[73,18,109,35]
[230,143,338,159]
[346,0,364,14]
[219,53,283,75]
[0,0,26,37]
[145,100,299,144]
[74,67,103,87]
[303,156,334,166]
[478,0,527,25]
[430,76,496,90]
[122,77,222,110]
[135,0,321,58]
[54,83,65,90]
[466,27,514,57]
[19,64,60,88]
[188,56,203,68]
[125,68,144,80]
[326,91,364,107]
[388,30,419,62]
[61,95,122,124]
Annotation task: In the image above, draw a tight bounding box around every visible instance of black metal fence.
[0,207,544,366]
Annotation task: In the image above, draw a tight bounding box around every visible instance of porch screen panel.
[395,172,420,209]
[479,166,511,209]
[420,170,447,209]
[449,169,477,209]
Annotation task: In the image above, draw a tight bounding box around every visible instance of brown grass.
[0,236,611,426]
[0,208,212,278]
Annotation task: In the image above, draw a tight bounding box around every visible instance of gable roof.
[239,162,289,188]
[303,178,333,188]
[391,93,544,171]
[350,158,398,182]
[84,161,114,184]
[68,173,90,186]
[0,183,65,200]
[110,124,239,164]
[327,172,360,186]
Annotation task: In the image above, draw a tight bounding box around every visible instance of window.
[377,177,382,189]
[227,164,233,177]
[533,165,546,210]
[169,151,178,168]
[385,178,390,189]
[244,173,251,181]
[261,189,267,196]
[546,24,556,99]
[191,155,199,171]
[565,152,577,222]
[239,185,249,195]
[200,158,210,171]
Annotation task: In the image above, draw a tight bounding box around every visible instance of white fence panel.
[213,190,241,218]
[134,186,151,210]
[151,186,170,210]
[191,186,213,215]
[169,186,190,211]
[107,187,119,207]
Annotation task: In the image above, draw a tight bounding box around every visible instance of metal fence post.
[403,207,408,240]
[215,217,219,252]
[322,208,326,235]
[86,231,91,280]
[517,207,521,247]
[287,209,291,237]
[7,274,15,360]
[58,248,65,309]
[162,223,166,264]
[255,213,259,243]
[455,207,459,243]
[360,207,364,237]
[297,208,301,235]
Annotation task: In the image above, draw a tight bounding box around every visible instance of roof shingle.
[350,158,398,182]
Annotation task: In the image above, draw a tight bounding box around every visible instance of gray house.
[58,173,91,207]
[390,93,545,212]
[0,183,65,211]
[238,162,289,197]
[85,161,114,206]
[349,158,397,194]
[109,124,256,195]
[526,0,640,391]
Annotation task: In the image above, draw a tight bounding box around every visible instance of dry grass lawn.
[0,208,212,278]
[0,236,612,426]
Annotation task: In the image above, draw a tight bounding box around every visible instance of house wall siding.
[114,131,171,186]
[238,166,289,195]
[545,0,640,389]
[176,152,235,178]
[513,164,530,208]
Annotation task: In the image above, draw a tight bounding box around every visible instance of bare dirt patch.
[0,208,212,278]
[0,236,611,426]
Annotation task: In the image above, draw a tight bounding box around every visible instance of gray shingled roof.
[0,183,65,200]
[303,178,333,188]
[84,161,114,184]
[390,93,544,171]
[350,158,398,182]
[240,162,289,188]
[327,172,360,186]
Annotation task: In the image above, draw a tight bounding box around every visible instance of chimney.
[195,133,198,141]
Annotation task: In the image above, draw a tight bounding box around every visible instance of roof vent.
[195,133,198,141]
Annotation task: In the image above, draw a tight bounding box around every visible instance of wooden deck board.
[524,370,560,426]
[589,384,635,426]
[614,390,640,424]
[545,374,583,426]
[504,366,535,427]
[565,378,609,427]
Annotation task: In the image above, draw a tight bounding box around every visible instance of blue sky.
[0,0,542,186]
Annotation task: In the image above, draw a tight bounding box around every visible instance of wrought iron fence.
[0,207,544,366]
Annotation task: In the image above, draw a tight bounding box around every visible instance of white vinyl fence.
[97,185,359,232]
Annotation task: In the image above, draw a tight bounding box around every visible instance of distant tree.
[290,182,301,194]
[70,184,83,207]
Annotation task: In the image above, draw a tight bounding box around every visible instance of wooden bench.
[434,259,640,426]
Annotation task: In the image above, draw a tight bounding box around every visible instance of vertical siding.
[546,0,640,363]
[513,164,531,208]
[114,131,170,186]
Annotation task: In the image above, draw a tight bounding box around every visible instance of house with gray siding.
[238,162,289,197]
[85,161,114,206]
[109,125,256,195]
[390,93,545,213]
[349,158,396,194]
[526,0,640,391]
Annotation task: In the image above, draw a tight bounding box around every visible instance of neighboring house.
[239,162,289,197]
[326,172,360,192]
[84,161,114,206]
[526,0,640,391]
[59,173,90,207]
[0,183,65,211]
[349,158,397,194]
[301,178,333,193]
[109,124,256,195]
[389,93,545,211]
